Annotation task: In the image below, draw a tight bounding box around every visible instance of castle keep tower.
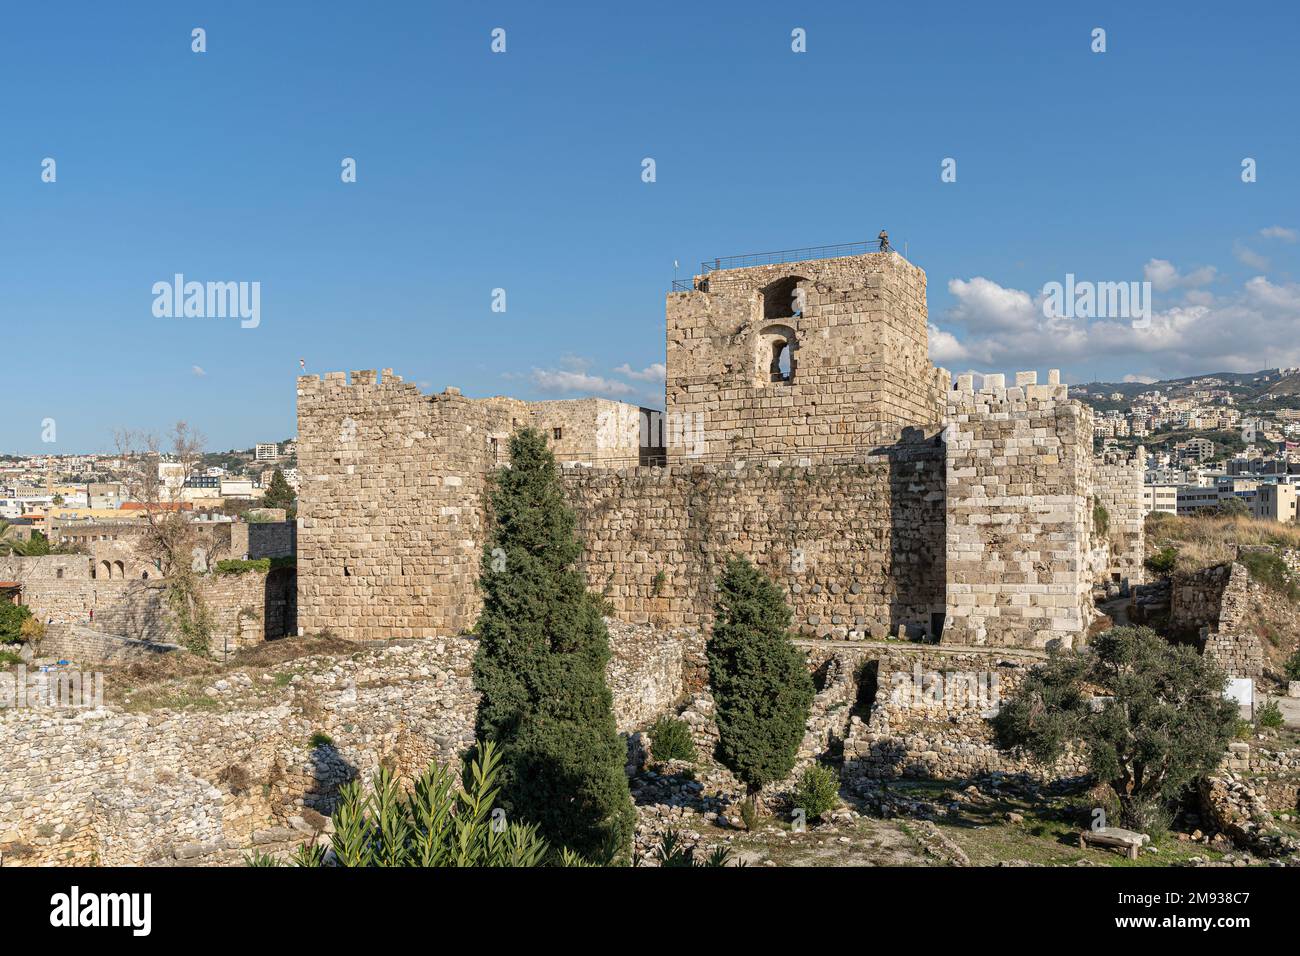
[666,249,949,461]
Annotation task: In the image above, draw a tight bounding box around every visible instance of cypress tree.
[262,468,297,516]
[707,557,814,799]
[472,428,635,861]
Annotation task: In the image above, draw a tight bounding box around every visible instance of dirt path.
[729,818,934,866]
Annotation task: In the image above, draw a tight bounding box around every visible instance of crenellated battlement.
[946,369,1069,410]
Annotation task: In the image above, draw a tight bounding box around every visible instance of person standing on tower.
[878,229,891,253]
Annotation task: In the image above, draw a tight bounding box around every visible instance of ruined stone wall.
[0,624,686,866]
[296,371,504,640]
[1171,562,1247,636]
[562,433,947,639]
[1091,448,1146,588]
[201,569,292,655]
[793,643,1085,785]
[0,555,98,624]
[1171,562,1262,678]
[83,570,288,657]
[1202,629,1265,679]
[943,372,1095,650]
[666,253,948,462]
[36,624,179,666]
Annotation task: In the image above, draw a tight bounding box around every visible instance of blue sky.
[3,1,1299,453]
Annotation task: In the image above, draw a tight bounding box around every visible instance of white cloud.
[1243,275,1300,311]
[946,277,1038,332]
[557,354,591,372]
[530,367,636,398]
[191,365,207,377]
[1233,241,1270,271]
[614,362,666,383]
[927,324,970,364]
[930,270,1300,381]
[1260,225,1298,242]
[1123,374,1158,384]
[1143,258,1215,292]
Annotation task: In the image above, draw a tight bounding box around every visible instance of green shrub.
[0,649,22,667]
[216,556,295,575]
[0,602,33,644]
[216,558,271,575]
[649,715,696,763]
[792,763,840,822]
[707,557,814,798]
[472,428,634,863]
[1238,551,1299,601]
[1092,501,1110,538]
[1144,547,1179,576]
[1257,699,1284,729]
[254,741,554,867]
[1124,797,1173,840]
[641,829,737,867]
[308,732,334,749]
[1284,650,1300,682]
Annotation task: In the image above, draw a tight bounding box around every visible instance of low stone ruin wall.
[37,624,178,666]
[836,646,1085,785]
[1171,562,1248,637]
[0,619,688,866]
[1202,630,1265,679]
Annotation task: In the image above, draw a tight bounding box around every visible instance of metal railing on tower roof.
[700,239,891,274]
[670,239,897,291]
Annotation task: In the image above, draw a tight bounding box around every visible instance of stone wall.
[296,371,501,640]
[1171,562,1263,678]
[1202,629,1265,679]
[1091,448,1147,588]
[0,621,688,866]
[798,643,1084,785]
[943,373,1096,650]
[4,558,294,660]
[295,371,646,640]
[1171,562,1248,636]
[563,432,947,639]
[36,624,179,666]
[230,521,297,560]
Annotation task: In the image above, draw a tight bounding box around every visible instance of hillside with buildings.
[1071,369,1300,525]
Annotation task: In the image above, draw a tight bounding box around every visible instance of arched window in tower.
[757,324,797,384]
[760,275,808,322]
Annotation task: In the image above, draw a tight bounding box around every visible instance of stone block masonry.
[1172,562,1264,678]
[1091,448,1146,589]
[943,371,1097,650]
[295,370,648,639]
[563,432,947,639]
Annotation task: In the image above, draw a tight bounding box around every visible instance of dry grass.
[1146,513,1300,573]
[104,632,364,706]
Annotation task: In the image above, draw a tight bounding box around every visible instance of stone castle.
[297,249,1145,651]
